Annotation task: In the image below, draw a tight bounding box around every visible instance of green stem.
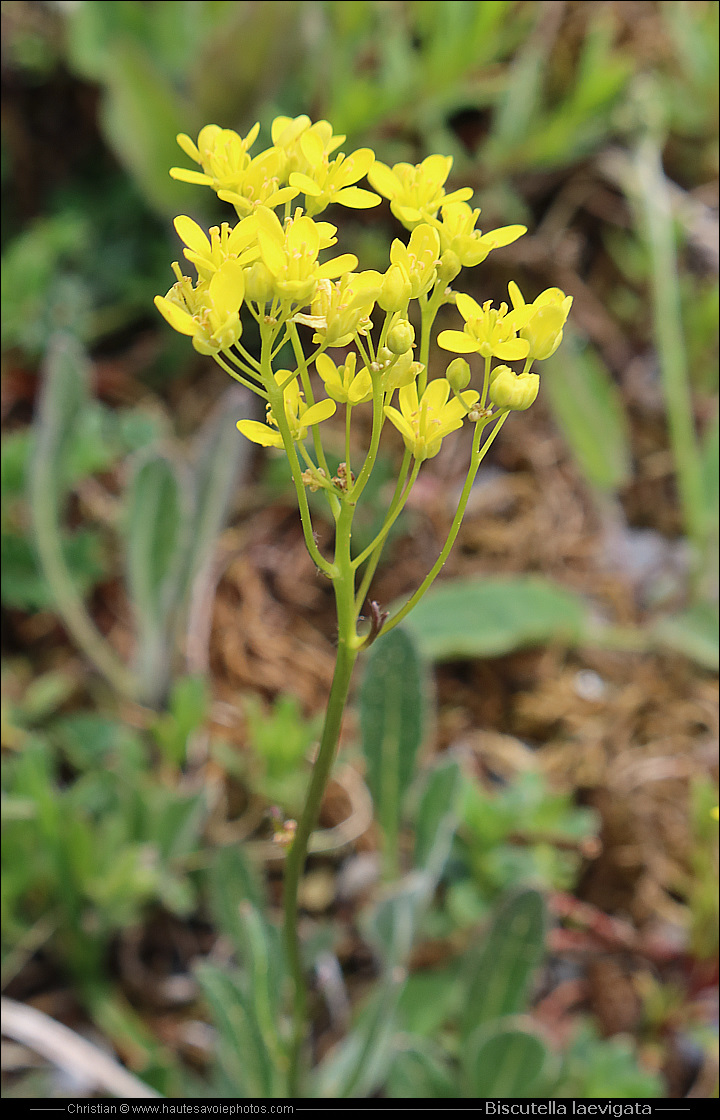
[347,373,385,503]
[283,502,359,1095]
[289,322,331,478]
[354,450,411,613]
[480,355,492,408]
[352,458,420,570]
[261,322,337,578]
[418,282,446,394]
[214,352,268,398]
[381,413,508,636]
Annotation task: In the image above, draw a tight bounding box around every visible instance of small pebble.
[573,669,606,701]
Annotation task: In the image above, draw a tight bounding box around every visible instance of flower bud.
[446,357,471,392]
[387,318,415,355]
[244,261,274,305]
[437,250,461,284]
[382,348,418,392]
[378,264,412,312]
[489,365,539,411]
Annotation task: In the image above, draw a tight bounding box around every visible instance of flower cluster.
[155,114,572,590]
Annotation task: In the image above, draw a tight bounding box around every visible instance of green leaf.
[125,451,191,702]
[313,974,405,1099]
[151,674,209,768]
[462,888,547,1038]
[126,452,188,623]
[396,965,461,1038]
[195,962,279,1098]
[465,1020,548,1097]
[360,628,426,871]
[207,846,266,937]
[53,713,143,770]
[1,530,105,611]
[700,407,719,528]
[404,576,589,661]
[385,1041,458,1099]
[364,875,430,970]
[542,332,632,492]
[652,604,719,670]
[31,334,91,511]
[176,387,251,605]
[1,430,32,503]
[98,39,198,217]
[555,1022,664,1098]
[413,757,463,880]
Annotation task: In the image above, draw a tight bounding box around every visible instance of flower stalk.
[154,113,573,1093]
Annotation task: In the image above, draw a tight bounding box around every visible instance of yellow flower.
[508,282,573,361]
[368,154,473,227]
[438,293,529,362]
[433,202,526,268]
[237,372,336,447]
[154,260,245,355]
[171,124,260,192]
[384,378,478,460]
[255,207,358,305]
[316,352,373,404]
[294,271,381,346]
[488,365,539,411]
[271,116,344,177]
[389,224,441,299]
[216,147,299,216]
[173,215,258,282]
[289,131,380,217]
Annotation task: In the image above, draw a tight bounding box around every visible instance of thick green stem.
[283,502,359,1095]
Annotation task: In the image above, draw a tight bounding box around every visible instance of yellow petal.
[290,172,323,197]
[302,399,336,426]
[169,168,214,186]
[398,380,420,417]
[300,129,325,168]
[236,420,284,448]
[340,148,375,182]
[287,215,320,259]
[255,206,286,274]
[494,338,530,361]
[481,224,527,248]
[176,133,200,162]
[455,292,483,322]
[174,215,211,256]
[316,254,358,280]
[154,295,196,336]
[383,405,416,448]
[437,330,478,354]
[422,378,451,411]
[333,187,381,209]
[367,161,402,198]
[315,353,339,384]
[507,281,525,310]
[421,153,453,187]
[209,261,245,316]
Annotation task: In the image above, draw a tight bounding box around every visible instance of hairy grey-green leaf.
[360,628,425,860]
